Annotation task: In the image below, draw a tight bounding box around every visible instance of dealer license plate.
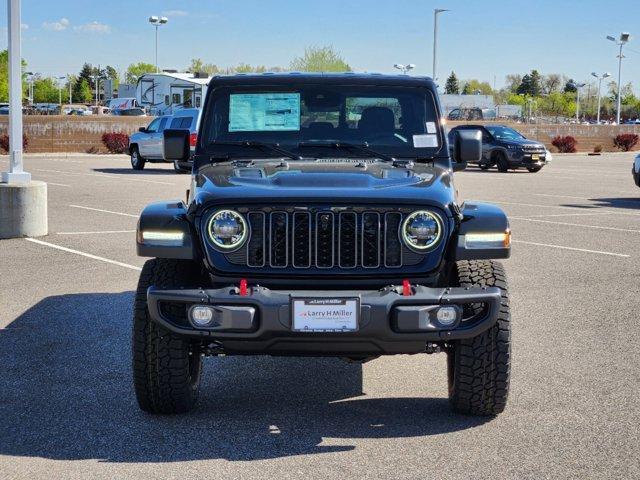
[291,298,359,332]
[531,154,540,160]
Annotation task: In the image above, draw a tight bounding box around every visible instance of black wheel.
[496,153,509,172]
[130,146,146,170]
[132,258,203,414]
[447,260,511,416]
[527,166,542,173]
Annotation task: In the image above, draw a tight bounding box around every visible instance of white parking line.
[42,181,70,187]
[511,217,640,233]
[512,240,630,258]
[69,204,138,218]
[521,212,614,218]
[25,238,142,271]
[56,230,136,235]
[533,193,640,207]
[482,200,640,217]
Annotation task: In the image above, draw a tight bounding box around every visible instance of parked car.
[127,108,201,172]
[132,73,512,416]
[633,153,640,187]
[448,124,547,172]
[128,115,172,170]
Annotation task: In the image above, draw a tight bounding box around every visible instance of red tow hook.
[239,278,248,296]
[402,279,412,296]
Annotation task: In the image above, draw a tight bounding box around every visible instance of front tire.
[130,146,146,170]
[132,258,203,414]
[527,166,542,173]
[447,260,511,416]
[496,153,509,172]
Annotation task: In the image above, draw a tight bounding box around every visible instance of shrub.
[613,133,639,152]
[551,135,577,153]
[0,133,28,153]
[593,144,602,153]
[101,133,129,154]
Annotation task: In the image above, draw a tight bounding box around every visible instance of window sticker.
[426,121,437,133]
[413,134,439,148]
[229,93,301,132]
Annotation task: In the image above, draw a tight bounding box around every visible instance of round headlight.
[401,210,442,251]
[207,209,248,250]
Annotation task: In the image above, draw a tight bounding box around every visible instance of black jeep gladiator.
[133,73,512,416]
[449,124,547,172]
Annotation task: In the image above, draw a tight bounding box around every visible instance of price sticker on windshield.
[413,134,439,148]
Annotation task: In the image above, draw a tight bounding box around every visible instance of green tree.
[516,70,542,96]
[104,65,119,88]
[232,63,267,73]
[444,71,459,94]
[188,58,220,75]
[76,78,92,103]
[460,79,492,95]
[290,46,351,72]
[0,49,28,103]
[33,77,62,103]
[564,79,577,93]
[125,62,156,84]
[72,63,94,102]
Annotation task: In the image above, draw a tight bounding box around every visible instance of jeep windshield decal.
[229,93,301,132]
[199,84,443,164]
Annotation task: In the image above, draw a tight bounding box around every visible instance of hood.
[191,159,456,209]
[501,137,544,148]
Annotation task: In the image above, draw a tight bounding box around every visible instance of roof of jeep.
[209,72,436,87]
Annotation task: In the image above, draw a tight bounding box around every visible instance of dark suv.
[449,124,547,172]
[133,73,512,416]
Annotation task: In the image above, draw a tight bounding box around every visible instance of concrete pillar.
[0,181,48,238]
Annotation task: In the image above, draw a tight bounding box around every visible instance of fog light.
[190,305,214,327]
[436,306,458,326]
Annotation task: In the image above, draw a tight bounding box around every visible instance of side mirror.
[164,129,190,161]
[138,127,146,132]
[453,129,482,171]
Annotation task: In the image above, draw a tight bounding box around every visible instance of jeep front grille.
[222,207,430,271]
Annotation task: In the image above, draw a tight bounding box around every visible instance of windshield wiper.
[298,140,396,163]
[210,140,302,160]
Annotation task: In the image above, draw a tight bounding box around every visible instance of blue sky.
[1,0,639,91]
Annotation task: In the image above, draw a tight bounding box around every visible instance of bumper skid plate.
[147,284,502,355]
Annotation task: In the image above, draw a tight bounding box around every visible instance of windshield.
[485,125,525,141]
[200,84,442,160]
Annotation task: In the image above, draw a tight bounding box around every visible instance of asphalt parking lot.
[1,152,639,479]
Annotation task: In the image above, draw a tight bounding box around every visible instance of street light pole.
[574,82,586,122]
[607,33,630,124]
[591,72,611,124]
[2,0,29,183]
[432,8,449,83]
[148,16,168,73]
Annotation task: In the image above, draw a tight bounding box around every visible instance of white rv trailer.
[136,71,210,116]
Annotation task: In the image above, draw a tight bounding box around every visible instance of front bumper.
[508,151,547,167]
[147,284,502,355]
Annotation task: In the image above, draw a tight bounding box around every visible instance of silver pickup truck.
[128,108,201,173]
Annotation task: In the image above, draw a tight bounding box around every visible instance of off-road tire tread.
[448,260,510,416]
[132,258,202,414]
